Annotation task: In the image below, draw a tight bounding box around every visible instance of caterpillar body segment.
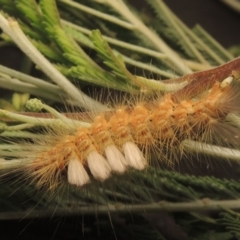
[20,77,240,189]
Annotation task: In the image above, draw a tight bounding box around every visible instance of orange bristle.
[5,76,240,191]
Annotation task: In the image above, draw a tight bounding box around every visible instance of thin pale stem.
[222,0,240,13]
[62,20,210,73]
[0,198,240,220]
[0,131,45,138]
[135,76,188,92]
[194,24,234,60]
[0,109,59,125]
[62,19,166,59]
[58,0,135,30]
[226,114,240,129]
[41,103,73,122]
[0,76,66,103]
[5,123,36,131]
[173,16,227,64]
[154,0,208,65]
[184,60,212,71]
[0,158,31,170]
[0,65,63,93]
[117,53,178,79]
[102,0,192,74]
[182,139,240,161]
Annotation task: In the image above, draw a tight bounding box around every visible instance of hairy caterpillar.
[2,71,240,192]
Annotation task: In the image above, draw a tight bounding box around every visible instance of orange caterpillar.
[23,76,240,190]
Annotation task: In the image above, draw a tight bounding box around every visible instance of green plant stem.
[0,109,88,128]
[62,19,166,59]
[5,123,36,131]
[135,75,188,92]
[0,131,45,138]
[190,212,217,224]
[63,20,211,73]
[0,65,63,93]
[40,102,74,122]
[182,140,240,161]
[120,54,178,79]
[183,60,212,71]
[226,114,240,129]
[194,24,234,60]
[222,0,240,13]
[0,158,31,170]
[1,198,240,220]
[0,75,66,103]
[37,102,90,127]
[58,0,135,30]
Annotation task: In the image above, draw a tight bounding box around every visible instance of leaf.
[15,0,43,32]
[219,212,240,239]
[90,29,142,89]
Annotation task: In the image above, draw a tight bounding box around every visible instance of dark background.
[132,0,240,47]
[166,0,240,47]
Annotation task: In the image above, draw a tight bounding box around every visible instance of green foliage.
[157,169,240,199]
[1,167,240,238]
[219,211,240,239]
[1,0,235,94]
[39,0,91,66]
[145,0,231,66]
[1,0,152,92]
[40,0,60,27]
[90,29,139,89]
[31,38,66,62]
[1,168,240,213]
[62,23,94,48]
[15,0,43,32]
[0,0,239,239]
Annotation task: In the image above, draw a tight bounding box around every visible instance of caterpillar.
[3,72,240,192]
